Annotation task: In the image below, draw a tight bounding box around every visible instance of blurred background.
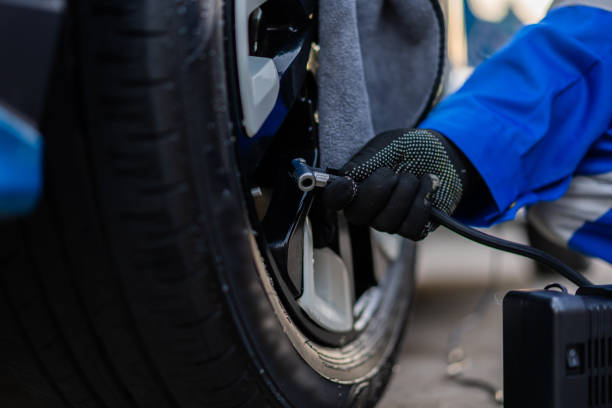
[444,0,552,93]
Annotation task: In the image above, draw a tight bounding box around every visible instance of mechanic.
[321,1,612,264]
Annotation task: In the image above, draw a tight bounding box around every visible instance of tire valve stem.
[291,158,337,192]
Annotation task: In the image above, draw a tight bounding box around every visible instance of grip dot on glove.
[346,129,464,218]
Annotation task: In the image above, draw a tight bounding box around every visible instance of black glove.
[321,129,470,240]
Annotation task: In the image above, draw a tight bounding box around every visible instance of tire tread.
[0,0,266,407]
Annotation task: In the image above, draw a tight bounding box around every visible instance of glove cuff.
[426,129,472,196]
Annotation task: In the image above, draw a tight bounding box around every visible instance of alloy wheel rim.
[228,0,405,345]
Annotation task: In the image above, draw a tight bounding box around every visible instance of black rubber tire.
[0,1,416,407]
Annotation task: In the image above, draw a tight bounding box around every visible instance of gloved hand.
[321,129,471,240]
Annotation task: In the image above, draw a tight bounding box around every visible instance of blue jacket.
[421,4,612,262]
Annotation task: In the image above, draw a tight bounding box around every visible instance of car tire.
[0,1,418,407]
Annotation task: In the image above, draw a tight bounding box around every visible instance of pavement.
[379,219,611,408]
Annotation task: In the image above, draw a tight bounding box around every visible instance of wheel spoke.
[235,0,316,174]
[298,218,354,333]
[235,0,280,136]
[371,230,404,282]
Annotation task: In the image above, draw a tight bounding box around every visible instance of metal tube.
[291,158,316,191]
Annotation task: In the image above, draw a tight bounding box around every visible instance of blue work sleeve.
[420,6,612,227]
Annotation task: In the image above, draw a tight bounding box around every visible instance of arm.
[421,5,612,226]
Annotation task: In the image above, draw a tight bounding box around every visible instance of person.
[321,1,612,263]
